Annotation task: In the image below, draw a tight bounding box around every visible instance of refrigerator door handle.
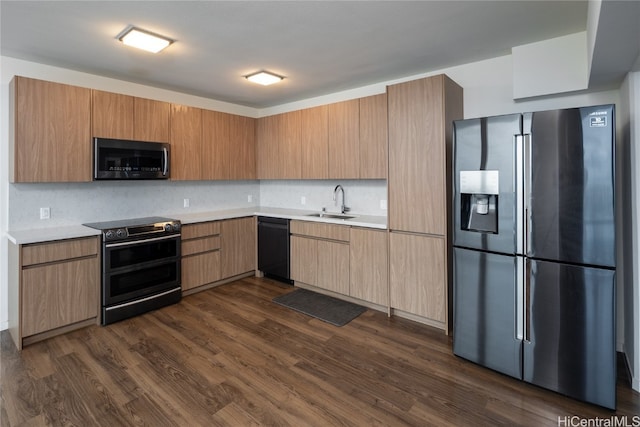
[523,134,532,254]
[516,256,525,340]
[515,135,525,254]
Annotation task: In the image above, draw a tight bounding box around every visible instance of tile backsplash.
[9,179,387,230]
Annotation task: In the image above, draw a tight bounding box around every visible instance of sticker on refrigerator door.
[589,116,607,127]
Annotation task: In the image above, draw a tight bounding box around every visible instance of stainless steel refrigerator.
[452,105,616,409]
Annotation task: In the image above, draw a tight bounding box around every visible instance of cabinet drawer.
[22,257,99,337]
[290,220,350,242]
[22,237,98,267]
[181,221,221,240]
[182,236,221,256]
[182,250,221,291]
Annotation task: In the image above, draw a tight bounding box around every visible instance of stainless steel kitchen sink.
[306,213,356,220]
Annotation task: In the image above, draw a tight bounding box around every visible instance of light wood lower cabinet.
[181,222,221,291]
[349,228,388,306]
[290,221,350,294]
[181,217,256,293]
[8,236,100,350]
[182,251,221,291]
[389,232,446,328]
[221,217,256,278]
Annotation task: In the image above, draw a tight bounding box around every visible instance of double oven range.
[84,216,182,325]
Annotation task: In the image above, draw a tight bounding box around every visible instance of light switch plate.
[380,199,387,210]
[183,198,190,208]
[248,195,253,203]
[301,196,306,205]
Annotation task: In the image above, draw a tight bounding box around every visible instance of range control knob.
[105,230,115,240]
[172,223,181,231]
[116,229,127,238]
[164,223,172,232]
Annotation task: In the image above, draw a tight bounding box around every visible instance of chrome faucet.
[333,185,350,214]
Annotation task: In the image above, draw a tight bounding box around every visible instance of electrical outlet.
[380,199,388,210]
[183,198,190,208]
[40,207,50,220]
[301,196,306,205]
[248,194,253,203]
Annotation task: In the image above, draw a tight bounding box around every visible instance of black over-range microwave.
[93,137,170,180]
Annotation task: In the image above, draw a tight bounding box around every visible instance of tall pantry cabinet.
[387,74,463,332]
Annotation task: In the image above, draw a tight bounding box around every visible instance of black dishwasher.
[257,217,292,284]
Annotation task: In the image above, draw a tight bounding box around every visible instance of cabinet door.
[181,251,221,291]
[134,98,170,143]
[359,93,388,179]
[256,111,301,179]
[317,240,350,294]
[92,90,134,139]
[388,76,444,234]
[328,99,359,179]
[22,257,98,337]
[12,76,92,182]
[221,217,256,278]
[202,109,229,180]
[389,232,446,325]
[350,228,388,305]
[301,105,328,179]
[170,104,202,180]
[229,114,256,180]
[290,236,317,285]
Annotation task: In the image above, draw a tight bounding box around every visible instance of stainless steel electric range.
[83,216,181,325]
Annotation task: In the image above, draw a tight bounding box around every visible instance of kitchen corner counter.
[6,207,387,245]
[6,225,102,245]
[171,207,386,229]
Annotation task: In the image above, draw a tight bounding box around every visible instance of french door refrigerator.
[452,105,616,409]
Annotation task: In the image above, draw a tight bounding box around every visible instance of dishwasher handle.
[258,216,290,229]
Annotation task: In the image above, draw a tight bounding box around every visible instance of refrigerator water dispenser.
[460,170,499,233]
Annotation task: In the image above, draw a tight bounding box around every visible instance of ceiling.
[0,1,637,109]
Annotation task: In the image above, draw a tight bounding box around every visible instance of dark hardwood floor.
[2,276,639,426]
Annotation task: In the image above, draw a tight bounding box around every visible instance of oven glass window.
[108,263,178,299]
[109,239,178,269]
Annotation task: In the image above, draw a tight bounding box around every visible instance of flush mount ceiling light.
[245,71,284,86]
[118,26,173,53]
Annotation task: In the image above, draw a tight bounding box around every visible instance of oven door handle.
[105,234,180,248]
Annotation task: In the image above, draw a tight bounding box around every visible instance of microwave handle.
[162,147,168,177]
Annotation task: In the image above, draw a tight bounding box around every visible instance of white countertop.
[6,207,387,245]
[6,225,102,245]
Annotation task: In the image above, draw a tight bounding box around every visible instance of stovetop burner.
[83,216,181,242]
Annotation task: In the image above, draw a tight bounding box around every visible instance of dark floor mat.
[272,288,366,326]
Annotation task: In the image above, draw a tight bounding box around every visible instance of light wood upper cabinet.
[389,232,446,326]
[350,228,388,306]
[300,105,329,179]
[229,114,256,180]
[202,109,229,180]
[256,111,302,179]
[134,97,170,143]
[10,76,92,183]
[92,90,134,140]
[221,217,256,278]
[388,74,463,235]
[203,111,256,180]
[170,104,203,181]
[359,93,388,179]
[328,99,360,179]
